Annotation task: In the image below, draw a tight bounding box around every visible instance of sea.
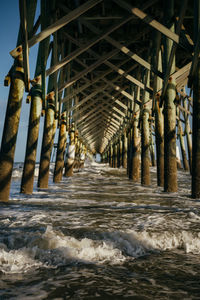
[0,160,200,299]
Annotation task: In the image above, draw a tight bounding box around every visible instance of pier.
[0,0,198,200]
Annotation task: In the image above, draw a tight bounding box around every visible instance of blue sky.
[0,1,45,162]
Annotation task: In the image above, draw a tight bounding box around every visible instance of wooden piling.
[177,105,189,171]
[21,76,42,194]
[130,79,141,182]
[182,92,192,173]
[117,135,122,168]
[163,0,177,192]
[154,93,164,186]
[149,132,156,167]
[153,43,164,186]
[0,48,25,201]
[113,143,118,168]
[38,92,55,188]
[122,131,127,168]
[126,127,133,179]
[109,143,113,167]
[64,123,75,176]
[192,0,200,197]
[141,69,151,186]
[74,132,79,169]
[79,142,85,168]
[53,112,67,183]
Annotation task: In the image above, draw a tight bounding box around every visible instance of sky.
[0,1,45,162]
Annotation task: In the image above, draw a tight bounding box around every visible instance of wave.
[1,225,200,274]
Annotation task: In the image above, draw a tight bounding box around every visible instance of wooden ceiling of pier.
[20,0,195,153]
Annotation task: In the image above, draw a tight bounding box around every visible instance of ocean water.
[0,161,200,299]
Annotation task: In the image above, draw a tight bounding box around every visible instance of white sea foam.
[0,246,43,274]
[127,229,200,254]
[1,224,200,275]
[36,226,126,264]
[12,168,23,178]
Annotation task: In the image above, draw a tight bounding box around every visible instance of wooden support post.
[79,142,85,168]
[152,37,164,186]
[105,151,109,164]
[149,126,156,167]
[182,92,192,173]
[117,135,123,168]
[111,143,115,167]
[154,93,164,186]
[163,0,177,192]
[122,131,128,168]
[130,128,135,178]
[109,143,113,167]
[0,48,25,201]
[141,69,151,186]
[38,92,55,188]
[131,113,140,182]
[64,123,75,176]
[192,0,200,198]
[74,131,79,169]
[0,0,37,201]
[21,76,42,194]
[53,112,67,183]
[113,142,118,168]
[127,128,131,177]
[177,105,189,171]
[130,78,141,182]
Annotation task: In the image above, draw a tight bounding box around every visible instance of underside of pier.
[0,0,200,200]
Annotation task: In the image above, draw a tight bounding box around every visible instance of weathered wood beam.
[28,0,102,48]
[84,121,116,138]
[65,19,154,95]
[81,114,119,134]
[101,90,127,111]
[112,0,180,44]
[102,78,133,102]
[19,0,30,92]
[76,102,101,123]
[188,30,200,87]
[46,15,133,76]
[102,104,124,122]
[74,92,125,122]
[87,128,113,142]
[106,62,153,94]
[69,85,107,112]
[84,126,111,140]
[105,37,163,79]
[58,48,120,92]
[160,0,188,104]
[75,15,162,79]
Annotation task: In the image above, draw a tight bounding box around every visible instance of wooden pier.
[0,0,199,200]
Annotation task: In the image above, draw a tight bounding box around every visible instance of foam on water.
[0,246,43,274]
[1,221,200,275]
[2,160,200,300]
[0,226,126,274]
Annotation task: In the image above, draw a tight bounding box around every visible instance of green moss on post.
[21,77,42,194]
[122,131,127,168]
[0,48,25,201]
[38,92,55,188]
[163,0,177,192]
[64,123,75,177]
[141,70,151,186]
[53,112,67,183]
